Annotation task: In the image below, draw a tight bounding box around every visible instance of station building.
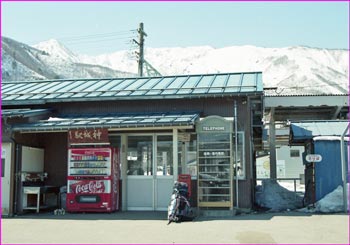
[1,72,264,215]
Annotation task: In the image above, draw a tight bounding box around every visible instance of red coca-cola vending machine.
[66,147,120,212]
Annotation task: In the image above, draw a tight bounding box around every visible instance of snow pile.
[255,179,303,211]
[299,184,349,213]
[256,181,349,213]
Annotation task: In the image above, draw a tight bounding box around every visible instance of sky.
[1,1,349,56]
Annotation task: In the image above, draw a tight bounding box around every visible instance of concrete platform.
[2,211,349,244]
[199,209,236,217]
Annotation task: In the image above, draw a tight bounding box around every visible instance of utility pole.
[133,22,147,77]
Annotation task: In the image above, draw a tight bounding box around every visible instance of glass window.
[127,136,153,176]
[233,132,245,179]
[156,135,173,176]
[178,134,197,178]
[290,149,300,157]
[1,158,4,177]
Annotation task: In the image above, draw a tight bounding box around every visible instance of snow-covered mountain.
[2,36,348,95]
[33,39,80,64]
[1,37,136,81]
[80,45,349,95]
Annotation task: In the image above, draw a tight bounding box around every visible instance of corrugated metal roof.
[2,108,51,118]
[265,93,349,97]
[290,120,350,141]
[11,112,199,132]
[2,72,263,105]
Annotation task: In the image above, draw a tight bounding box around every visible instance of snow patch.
[313,136,350,141]
[298,184,349,213]
[255,179,303,211]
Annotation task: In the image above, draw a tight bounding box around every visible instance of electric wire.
[57,30,137,41]
[64,36,135,45]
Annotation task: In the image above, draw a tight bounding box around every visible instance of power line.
[67,44,131,54]
[57,30,136,41]
[63,36,134,45]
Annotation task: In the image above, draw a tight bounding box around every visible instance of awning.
[12,112,200,132]
[290,120,350,143]
[2,108,51,118]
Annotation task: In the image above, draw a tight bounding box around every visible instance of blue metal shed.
[290,121,349,203]
[313,137,349,201]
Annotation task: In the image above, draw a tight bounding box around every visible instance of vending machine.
[66,147,119,212]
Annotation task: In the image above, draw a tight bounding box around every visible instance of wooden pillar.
[121,134,128,211]
[173,128,178,181]
[269,108,277,180]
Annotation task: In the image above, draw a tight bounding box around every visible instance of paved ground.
[1,211,349,244]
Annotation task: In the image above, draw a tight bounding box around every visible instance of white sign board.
[306,154,322,163]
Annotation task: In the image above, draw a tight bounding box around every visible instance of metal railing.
[256,177,303,194]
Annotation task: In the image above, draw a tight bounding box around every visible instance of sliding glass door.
[126,134,174,210]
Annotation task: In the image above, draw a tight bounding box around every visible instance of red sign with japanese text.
[68,128,109,144]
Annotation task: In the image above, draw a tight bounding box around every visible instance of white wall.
[276,146,305,178]
[256,146,305,179]
[1,143,12,216]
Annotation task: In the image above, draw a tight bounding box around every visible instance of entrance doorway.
[1,143,12,216]
[126,134,174,210]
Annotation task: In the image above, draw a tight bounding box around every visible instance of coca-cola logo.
[72,180,105,194]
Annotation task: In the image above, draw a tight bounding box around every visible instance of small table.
[23,186,60,213]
